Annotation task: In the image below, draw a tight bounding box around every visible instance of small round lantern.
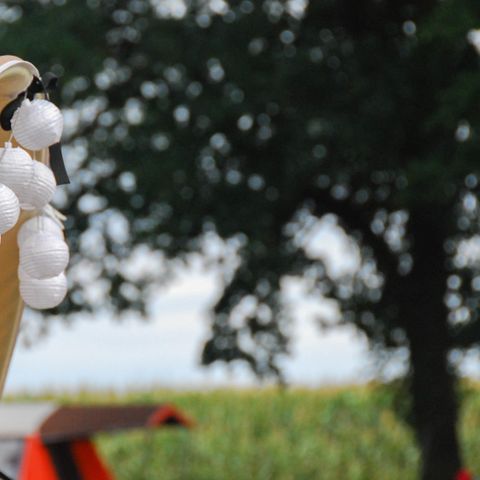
[0,183,19,234]
[0,142,34,204]
[12,98,63,150]
[20,272,67,310]
[17,215,63,247]
[20,160,56,210]
[17,266,29,282]
[19,232,69,279]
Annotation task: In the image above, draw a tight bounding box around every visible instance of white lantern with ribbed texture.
[12,99,63,150]
[17,215,62,247]
[20,161,57,210]
[0,143,34,204]
[20,272,67,310]
[0,183,19,234]
[18,266,29,282]
[19,232,69,279]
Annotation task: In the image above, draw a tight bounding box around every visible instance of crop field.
[10,384,480,479]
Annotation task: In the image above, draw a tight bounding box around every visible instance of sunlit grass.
[16,386,418,480]
[11,383,480,479]
[97,387,420,480]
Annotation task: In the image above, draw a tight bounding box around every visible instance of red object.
[456,469,473,480]
[71,440,113,480]
[147,403,194,428]
[19,435,58,480]
[18,435,114,480]
[0,404,193,479]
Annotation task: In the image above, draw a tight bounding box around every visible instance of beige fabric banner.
[0,212,29,393]
[0,56,45,394]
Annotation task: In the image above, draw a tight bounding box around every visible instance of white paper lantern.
[12,98,63,150]
[17,215,63,247]
[20,232,69,279]
[0,183,19,234]
[0,143,34,204]
[20,161,57,210]
[20,272,67,310]
[18,266,29,282]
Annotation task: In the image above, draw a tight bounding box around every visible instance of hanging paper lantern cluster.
[0,88,68,310]
[0,143,57,210]
[17,216,69,310]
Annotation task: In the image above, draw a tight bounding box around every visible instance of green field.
[11,384,480,479]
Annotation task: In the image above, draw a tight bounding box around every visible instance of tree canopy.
[3,1,480,478]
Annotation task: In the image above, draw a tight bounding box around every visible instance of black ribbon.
[0,469,13,480]
[0,73,70,185]
[49,142,69,185]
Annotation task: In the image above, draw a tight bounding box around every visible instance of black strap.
[46,442,83,480]
[0,96,23,131]
[49,142,69,185]
[0,469,14,480]
[41,73,59,95]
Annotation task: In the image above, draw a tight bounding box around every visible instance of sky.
[3,272,372,393]
[4,260,373,394]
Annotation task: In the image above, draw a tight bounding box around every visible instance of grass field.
[10,384,480,479]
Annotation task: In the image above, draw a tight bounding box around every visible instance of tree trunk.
[408,326,461,480]
[404,209,461,480]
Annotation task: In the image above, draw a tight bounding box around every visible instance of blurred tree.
[2,0,480,478]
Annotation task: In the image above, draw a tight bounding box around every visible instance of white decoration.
[12,98,63,150]
[20,272,67,310]
[19,232,69,279]
[0,183,19,234]
[17,266,30,282]
[20,161,57,210]
[17,215,63,247]
[0,143,34,204]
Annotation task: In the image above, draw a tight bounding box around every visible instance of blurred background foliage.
[3,1,480,477]
[2,0,479,375]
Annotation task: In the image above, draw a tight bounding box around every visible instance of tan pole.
[0,56,44,394]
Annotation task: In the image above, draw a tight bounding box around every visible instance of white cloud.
[4,264,369,393]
